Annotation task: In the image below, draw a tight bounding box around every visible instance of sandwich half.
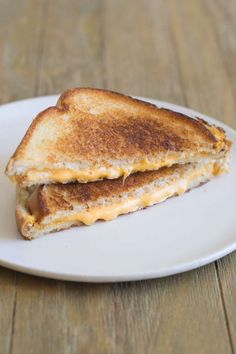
[6,88,231,186]
[17,157,229,239]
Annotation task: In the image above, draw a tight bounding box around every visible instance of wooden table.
[1,1,236,353]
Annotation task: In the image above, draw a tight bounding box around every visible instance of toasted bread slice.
[6,88,231,186]
[16,157,229,239]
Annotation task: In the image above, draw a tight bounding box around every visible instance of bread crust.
[16,187,83,239]
[16,188,34,239]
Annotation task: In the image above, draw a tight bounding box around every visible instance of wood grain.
[0,1,44,353]
[0,0,236,353]
[167,0,236,126]
[206,0,236,124]
[103,0,186,103]
[9,267,232,354]
[0,270,16,354]
[217,255,236,352]
[36,0,104,95]
[0,0,45,104]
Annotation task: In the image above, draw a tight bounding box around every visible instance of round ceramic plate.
[0,95,236,282]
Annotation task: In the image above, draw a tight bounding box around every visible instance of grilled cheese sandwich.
[5,88,232,240]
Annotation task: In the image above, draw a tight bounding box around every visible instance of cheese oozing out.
[13,152,218,185]
[15,158,178,184]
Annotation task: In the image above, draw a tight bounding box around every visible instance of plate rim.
[0,242,236,282]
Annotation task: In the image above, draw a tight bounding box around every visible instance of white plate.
[0,95,236,282]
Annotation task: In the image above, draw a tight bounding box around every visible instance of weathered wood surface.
[0,1,235,353]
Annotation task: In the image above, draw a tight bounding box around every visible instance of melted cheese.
[54,179,189,226]
[32,161,219,229]
[22,155,182,184]
[42,182,188,227]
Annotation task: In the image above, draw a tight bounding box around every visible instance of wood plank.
[11,275,116,354]
[167,0,236,126]
[36,0,104,95]
[0,1,43,353]
[112,267,231,354]
[0,0,45,103]
[0,270,16,354]
[103,0,186,103]
[205,0,236,350]
[217,255,236,352]
[10,267,231,354]
[205,0,236,128]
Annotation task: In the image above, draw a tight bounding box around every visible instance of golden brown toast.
[6,88,231,186]
[16,157,229,239]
